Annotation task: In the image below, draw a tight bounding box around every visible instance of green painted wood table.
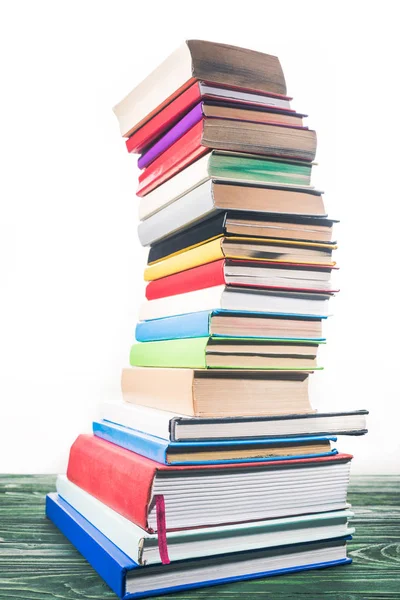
[0,474,399,599]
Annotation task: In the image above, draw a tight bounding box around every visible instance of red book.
[126,84,202,154]
[67,435,352,533]
[145,259,337,300]
[137,121,208,197]
[136,120,316,197]
[126,81,295,154]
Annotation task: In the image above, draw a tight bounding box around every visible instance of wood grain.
[0,474,399,599]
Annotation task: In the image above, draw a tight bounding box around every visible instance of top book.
[114,40,287,138]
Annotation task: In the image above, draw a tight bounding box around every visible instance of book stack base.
[47,40,367,599]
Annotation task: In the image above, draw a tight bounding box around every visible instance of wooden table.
[0,475,399,599]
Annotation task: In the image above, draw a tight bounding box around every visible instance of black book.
[148,211,337,264]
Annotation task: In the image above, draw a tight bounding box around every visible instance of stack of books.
[46,41,368,599]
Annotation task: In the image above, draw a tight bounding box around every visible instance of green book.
[130,337,323,370]
[209,152,312,187]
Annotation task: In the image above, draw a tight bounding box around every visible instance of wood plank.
[0,474,399,599]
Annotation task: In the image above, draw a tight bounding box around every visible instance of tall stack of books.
[46,41,368,599]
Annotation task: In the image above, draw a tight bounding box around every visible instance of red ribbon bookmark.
[155,494,170,565]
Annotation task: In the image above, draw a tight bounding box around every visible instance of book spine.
[147,213,226,264]
[137,179,215,247]
[130,338,208,369]
[138,286,226,321]
[126,83,201,154]
[137,121,208,197]
[138,103,204,169]
[46,493,133,598]
[66,434,156,530]
[145,260,226,299]
[144,238,223,281]
[135,310,212,342]
[93,421,169,464]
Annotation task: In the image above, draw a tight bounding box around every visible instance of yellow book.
[144,237,337,281]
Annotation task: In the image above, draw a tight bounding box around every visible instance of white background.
[0,0,399,474]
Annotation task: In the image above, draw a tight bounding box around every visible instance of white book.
[139,285,331,321]
[138,154,212,221]
[138,151,311,221]
[101,400,368,442]
[101,400,179,440]
[138,180,325,246]
[56,475,353,566]
[113,41,286,137]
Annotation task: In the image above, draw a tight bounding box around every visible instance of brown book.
[114,40,286,137]
[121,368,313,417]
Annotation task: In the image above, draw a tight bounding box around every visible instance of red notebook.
[145,259,337,300]
[67,435,352,533]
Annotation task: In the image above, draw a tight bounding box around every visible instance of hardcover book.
[146,210,336,262]
[113,40,287,137]
[138,180,327,246]
[135,310,325,342]
[129,336,322,370]
[127,88,295,154]
[101,400,368,441]
[119,369,314,417]
[93,419,336,465]
[137,121,317,196]
[55,476,355,565]
[46,493,351,600]
[137,102,309,169]
[145,259,336,297]
[66,434,353,531]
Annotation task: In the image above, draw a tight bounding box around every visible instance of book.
[145,260,336,297]
[139,153,315,221]
[93,420,336,465]
[145,239,336,281]
[146,260,335,299]
[147,211,336,261]
[127,87,296,154]
[101,401,369,441]
[46,493,351,599]
[137,102,307,169]
[139,286,331,321]
[113,41,287,137]
[137,121,317,196]
[56,475,354,566]
[66,434,353,531]
[129,337,322,370]
[138,181,326,246]
[119,369,313,417]
[136,310,325,342]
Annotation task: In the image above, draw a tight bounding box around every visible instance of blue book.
[135,309,327,342]
[46,493,351,600]
[93,419,338,465]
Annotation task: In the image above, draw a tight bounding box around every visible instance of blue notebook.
[46,493,351,600]
[136,309,327,342]
[93,419,338,465]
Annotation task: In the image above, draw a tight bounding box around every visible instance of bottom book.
[46,493,352,599]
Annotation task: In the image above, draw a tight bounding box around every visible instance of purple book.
[138,102,204,170]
